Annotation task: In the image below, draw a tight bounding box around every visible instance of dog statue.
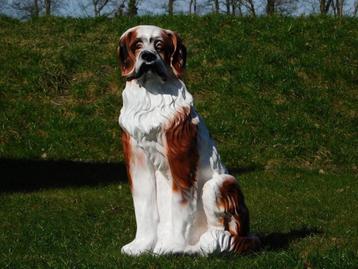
[118,25,260,256]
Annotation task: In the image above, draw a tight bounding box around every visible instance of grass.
[0,15,357,268]
[1,170,357,268]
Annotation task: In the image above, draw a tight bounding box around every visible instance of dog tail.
[230,235,261,254]
[217,174,261,253]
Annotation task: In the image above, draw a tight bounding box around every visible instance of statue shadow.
[205,227,321,259]
[0,158,128,193]
[0,158,262,193]
[228,165,263,175]
[259,226,321,251]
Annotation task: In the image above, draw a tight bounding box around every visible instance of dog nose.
[141,51,156,62]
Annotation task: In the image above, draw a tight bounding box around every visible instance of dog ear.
[166,31,187,78]
[118,29,137,77]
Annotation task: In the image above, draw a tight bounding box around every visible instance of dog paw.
[199,229,232,255]
[153,240,186,255]
[121,239,154,256]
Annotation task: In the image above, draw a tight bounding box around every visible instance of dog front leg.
[153,186,196,254]
[172,190,196,248]
[121,133,159,256]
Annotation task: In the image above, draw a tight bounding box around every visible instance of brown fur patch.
[121,131,133,190]
[161,30,186,78]
[165,107,198,203]
[218,176,250,236]
[160,30,175,66]
[218,176,261,253]
[118,29,138,77]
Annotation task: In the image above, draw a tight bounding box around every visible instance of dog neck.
[119,77,194,141]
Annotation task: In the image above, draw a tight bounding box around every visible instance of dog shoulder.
[165,106,200,202]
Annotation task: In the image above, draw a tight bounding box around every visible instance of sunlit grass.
[0,15,357,268]
[0,170,357,268]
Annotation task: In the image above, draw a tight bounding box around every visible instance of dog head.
[118,25,186,81]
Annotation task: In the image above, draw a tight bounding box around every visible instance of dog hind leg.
[197,174,260,255]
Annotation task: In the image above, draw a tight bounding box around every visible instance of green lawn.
[1,170,357,268]
[0,15,357,268]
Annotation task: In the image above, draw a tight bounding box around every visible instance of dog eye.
[155,41,163,51]
[132,41,143,52]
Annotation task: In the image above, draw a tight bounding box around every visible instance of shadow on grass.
[0,158,261,193]
[0,158,128,193]
[228,165,263,175]
[259,227,322,251]
[162,227,322,259]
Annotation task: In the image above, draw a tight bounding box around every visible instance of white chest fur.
[119,78,195,170]
[119,79,193,139]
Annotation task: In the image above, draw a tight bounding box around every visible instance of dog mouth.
[127,61,168,81]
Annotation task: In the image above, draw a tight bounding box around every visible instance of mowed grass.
[1,170,357,268]
[0,15,357,170]
[0,15,357,268]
